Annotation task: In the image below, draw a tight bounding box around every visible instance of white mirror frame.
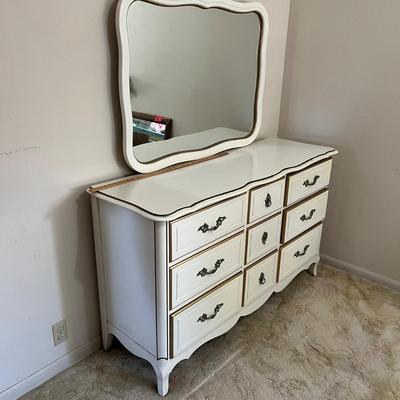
[116,0,269,173]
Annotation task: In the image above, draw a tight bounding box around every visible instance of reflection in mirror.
[126,1,261,163]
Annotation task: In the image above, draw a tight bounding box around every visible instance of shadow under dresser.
[88,138,337,396]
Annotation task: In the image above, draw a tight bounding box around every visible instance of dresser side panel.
[99,200,157,355]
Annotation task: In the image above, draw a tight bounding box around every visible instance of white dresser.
[88,138,337,395]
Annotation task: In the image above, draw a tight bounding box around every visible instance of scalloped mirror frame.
[116,0,269,173]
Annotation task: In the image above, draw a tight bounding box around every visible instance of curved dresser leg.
[153,359,171,396]
[102,332,114,351]
[308,262,318,277]
[157,373,169,396]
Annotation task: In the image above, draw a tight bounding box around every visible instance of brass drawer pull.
[303,175,320,187]
[294,245,310,257]
[262,231,268,245]
[197,303,224,323]
[265,193,272,208]
[197,259,225,277]
[198,216,226,233]
[259,272,266,285]
[300,209,316,222]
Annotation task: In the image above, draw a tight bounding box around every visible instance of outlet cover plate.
[52,319,68,346]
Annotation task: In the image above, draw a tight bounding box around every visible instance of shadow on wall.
[49,188,101,353]
[48,0,132,355]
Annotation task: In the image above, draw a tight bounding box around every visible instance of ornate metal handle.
[262,231,269,245]
[197,303,224,322]
[197,259,225,277]
[294,245,310,257]
[265,193,272,208]
[259,272,266,285]
[300,209,316,222]
[303,175,320,187]
[198,216,226,233]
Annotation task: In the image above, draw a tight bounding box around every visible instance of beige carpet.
[22,266,400,400]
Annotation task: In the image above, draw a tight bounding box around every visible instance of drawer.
[278,224,323,281]
[169,195,247,261]
[170,233,245,309]
[248,179,285,223]
[282,190,329,242]
[286,159,332,205]
[170,274,243,357]
[246,213,281,264]
[243,251,278,306]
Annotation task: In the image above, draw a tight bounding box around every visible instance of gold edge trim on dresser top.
[169,271,243,358]
[242,249,278,307]
[283,157,332,207]
[280,188,329,244]
[168,193,246,263]
[168,230,245,311]
[246,177,285,224]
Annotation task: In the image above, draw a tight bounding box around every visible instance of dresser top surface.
[90,138,337,220]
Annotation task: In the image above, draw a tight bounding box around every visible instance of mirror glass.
[126,0,261,164]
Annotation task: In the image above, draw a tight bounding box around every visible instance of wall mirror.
[117,0,268,173]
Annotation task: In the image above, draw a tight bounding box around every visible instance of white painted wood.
[171,274,243,357]
[98,200,157,355]
[155,221,169,359]
[248,178,285,223]
[246,213,281,264]
[286,159,332,205]
[243,252,278,306]
[278,224,323,281]
[116,0,269,173]
[170,194,247,261]
[90,197,114,351]
[91,138,337,221]
[88,140,337,396]
[170,233,245,309]
[283,190,329,242]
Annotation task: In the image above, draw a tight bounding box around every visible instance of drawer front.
[170,195,247,261]
[286,159,332,205]
[244,252,278,306]
[170,233,245,309]
[171,274,243,357]
[282,190,329,242]
[246,214,281,264]
[248,179,285,223]
[279,224,323,281]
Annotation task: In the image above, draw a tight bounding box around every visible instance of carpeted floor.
[22,266,400,400]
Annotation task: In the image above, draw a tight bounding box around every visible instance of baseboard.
[320,253,400,292]
[0,335,101,400]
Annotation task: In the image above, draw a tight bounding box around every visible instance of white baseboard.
[0,335,101,400]
[320,253,400,292]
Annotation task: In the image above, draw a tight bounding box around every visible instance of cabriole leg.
[308,262,318,277]
[102,332,114,351]
[153,359,171,396]
[157,373,169,396]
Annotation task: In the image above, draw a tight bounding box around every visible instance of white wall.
[0,0,289,398]
[279,0,400,286]
[0,1,130,398]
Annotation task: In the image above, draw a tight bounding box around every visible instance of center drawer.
[170,233,245,309]
[169,195,247,261]
[246,213,281,264]
[170,273,243,357]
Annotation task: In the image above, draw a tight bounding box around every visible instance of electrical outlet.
[52,319,68,346]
